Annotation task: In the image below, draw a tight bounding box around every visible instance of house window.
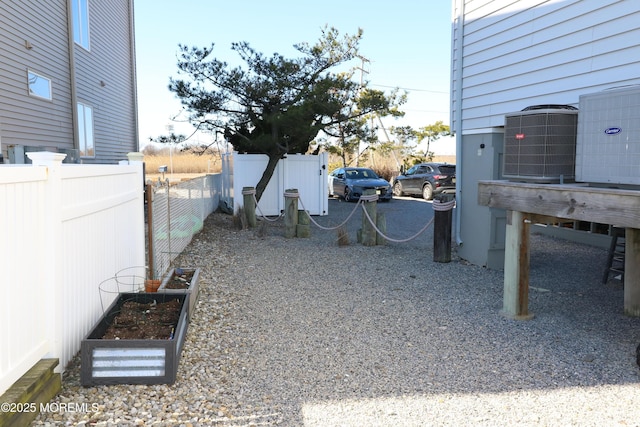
[27,70,52,100]
[77,103,95,157]
[72,0,90,50]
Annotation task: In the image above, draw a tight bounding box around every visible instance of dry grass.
[432,155,456,164]
[142,152,456,184]
[143,153,222,174]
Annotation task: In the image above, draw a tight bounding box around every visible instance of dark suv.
[392,163,456,200]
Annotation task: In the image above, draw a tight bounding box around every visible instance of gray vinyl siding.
[452,0,640,132]
[0,0,74,152]
[74,0,137,163]
[0,0,137,164]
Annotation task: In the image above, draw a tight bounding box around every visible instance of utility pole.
[355,55,370,167]
[356,55,370,88]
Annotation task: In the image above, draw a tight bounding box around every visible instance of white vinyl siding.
[452,0,640,132]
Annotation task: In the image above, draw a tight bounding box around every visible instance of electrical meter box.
[576,85,640,186]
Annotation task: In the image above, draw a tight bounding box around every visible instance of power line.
[402,108,450,114]
[370,83,449,94]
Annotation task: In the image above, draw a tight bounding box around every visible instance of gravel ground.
[34,197,640,426]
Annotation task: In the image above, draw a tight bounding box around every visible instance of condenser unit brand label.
[515,133,525,140]
[604,127,622,135]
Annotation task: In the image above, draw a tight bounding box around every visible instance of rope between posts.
[251,193,284,222]
[359,193,379,202]
[432,199,456,211]
[298,196,364,231]
[361,203,435,243]
[243,188,443,241]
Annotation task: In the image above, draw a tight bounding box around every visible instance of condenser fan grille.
[503,109,578,183]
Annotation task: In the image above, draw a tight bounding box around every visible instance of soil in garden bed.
[164,269,195,289]
[102,299,181,340]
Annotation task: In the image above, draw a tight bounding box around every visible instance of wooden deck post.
[624,227,640,316]
[502,210,534,320]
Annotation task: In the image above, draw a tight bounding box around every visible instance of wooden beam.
[0,359,60,427]
[478,180,640,228]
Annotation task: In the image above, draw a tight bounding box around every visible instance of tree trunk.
[255,153,282,202]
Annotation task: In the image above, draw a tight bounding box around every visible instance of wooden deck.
[478,180,640,318]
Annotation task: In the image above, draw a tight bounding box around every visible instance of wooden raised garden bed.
[158,267,201,319]
[81,292,189,386]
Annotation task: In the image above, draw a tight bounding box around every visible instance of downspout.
[453,0,465,245]
[129,0,140,152]
[66,0,80,157]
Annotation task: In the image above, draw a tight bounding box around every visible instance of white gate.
[222,152,328,216]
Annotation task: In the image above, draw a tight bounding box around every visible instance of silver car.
[329,167,393,202]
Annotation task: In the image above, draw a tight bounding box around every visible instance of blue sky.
[134,0,453,152]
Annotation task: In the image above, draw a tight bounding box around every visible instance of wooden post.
[433,197,453,262]
[297,210,311,238]
[361,189,377,246]
[284,189,299,238]
[502,210,534,320]
[376,212,387,246]
[146,183,155,279]
[242,186,257,228]
[624,227,640,316]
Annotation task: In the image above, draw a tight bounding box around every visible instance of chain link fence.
[147,175,221,280]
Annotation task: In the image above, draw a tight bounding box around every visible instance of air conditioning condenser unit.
[503,106,578,183]
[576,85,640,187]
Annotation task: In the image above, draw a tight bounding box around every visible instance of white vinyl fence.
[222,152,328,216]
[0,152,145,396]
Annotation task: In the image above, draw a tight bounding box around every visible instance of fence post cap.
[26,151,66,166]
[126,152,144,163]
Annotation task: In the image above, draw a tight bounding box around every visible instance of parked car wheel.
[393,181,404,197]
[422,183,434,200]
[344,187,353,202]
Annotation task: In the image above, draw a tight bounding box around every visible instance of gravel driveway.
[35,197,640,426]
